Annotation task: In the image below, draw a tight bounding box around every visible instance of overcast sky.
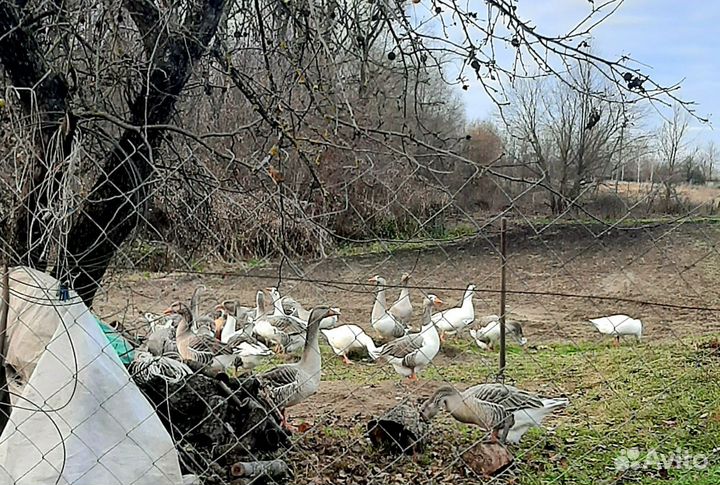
[448,0,718,146]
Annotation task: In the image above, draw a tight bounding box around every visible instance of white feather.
[589,314,643,339]
[506,398,569,444]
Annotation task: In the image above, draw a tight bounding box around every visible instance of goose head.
[163,301,193,332]
[415,294,443,331]
[265,287,281,300]
[308,306,341,327]
[420,384,458,421]
[368,275,386,286]
[164,301,190,317]
[219,300,237,315]
[427,294,444,308]
[513,323,528,346]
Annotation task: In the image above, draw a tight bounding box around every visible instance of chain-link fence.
[1,0,719,484]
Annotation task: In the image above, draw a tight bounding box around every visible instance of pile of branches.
[134,369,291,484]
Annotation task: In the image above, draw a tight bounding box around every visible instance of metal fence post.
[499,217,507,380]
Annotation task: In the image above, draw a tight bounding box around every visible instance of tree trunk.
[1,0,227,306]
[0,2,72,270]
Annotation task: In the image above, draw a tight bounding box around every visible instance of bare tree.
[0,0,703,306]
[700,141,718,182]
[504,62,640,213]
[658,104,692,206]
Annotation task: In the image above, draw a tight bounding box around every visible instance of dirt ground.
[95,221,720,419]
[97,221,720,347]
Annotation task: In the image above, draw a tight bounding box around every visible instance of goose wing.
[225,331,258,347]
[464,397,511,430]
[466,383,544,411]
[258,364,300,406]
[267,315,307,335]
[378,332,426,367]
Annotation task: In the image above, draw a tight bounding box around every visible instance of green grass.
[276,336,720,484]
[245,257,266,269]
[334,223,477,257]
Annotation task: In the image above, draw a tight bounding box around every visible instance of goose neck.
[462,289,474,308]
[301,316,322,363]
[372,286,387,321]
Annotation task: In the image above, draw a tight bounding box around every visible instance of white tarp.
[0,266,182,485]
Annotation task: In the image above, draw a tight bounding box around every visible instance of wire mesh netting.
[1,0,719,484]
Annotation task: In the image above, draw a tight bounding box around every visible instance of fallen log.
[230,459,290,479]
[367,404,427,455]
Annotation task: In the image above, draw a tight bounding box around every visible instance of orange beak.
[433,298,444,307]
[163,307,174,315]
[327,308,341,318]
[367,276,377,283]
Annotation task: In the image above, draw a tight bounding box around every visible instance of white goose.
[373,294,443,381]
[368,275,407,339]
[388,272,413,326]
[432,284,476,341]
[252,291,308,353]
[215,303,273,369]
[267,287,340,329]
[469,315,528,351]
[321,325,379,364]
[588,314,643,346]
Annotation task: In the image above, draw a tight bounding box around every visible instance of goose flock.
[130,273,644,442]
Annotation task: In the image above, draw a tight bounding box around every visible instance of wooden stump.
[461,442,513,477]
[367,404,427,455]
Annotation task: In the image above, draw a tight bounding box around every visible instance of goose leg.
[280,410,298,432]
[488,428,499,444]
[440,332,446,343]
[613,336,620,347]
[341,354,353,365]
[499,418,512,444]
[407,371,418,382]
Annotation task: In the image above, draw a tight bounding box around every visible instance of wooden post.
[230,459,289,479]
[498,218,507,380]
[0,259,10,433]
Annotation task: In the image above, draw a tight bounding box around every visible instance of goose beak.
[367,276,377,283]
[264,287,274,292]
[162,307,174,315]
[433,298,444,307]
[327,308,341,318]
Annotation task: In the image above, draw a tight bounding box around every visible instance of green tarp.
[94,316,134,364]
